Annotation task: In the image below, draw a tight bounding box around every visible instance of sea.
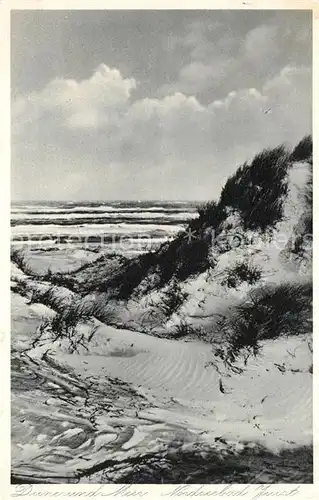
[11,201,199,256]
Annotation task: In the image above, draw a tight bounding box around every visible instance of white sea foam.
[11,211,196,221]
[11,222,185,237]
[11,205,196,214]
[11,202,194,253]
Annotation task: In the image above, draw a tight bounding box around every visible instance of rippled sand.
[11,288,312,483]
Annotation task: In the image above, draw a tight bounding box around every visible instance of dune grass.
[213,281,312,367]
[221,262,261,289]
[10,248,33,275]
[219,145,290,231]
[290,135,312,163]
[33,294,116,352]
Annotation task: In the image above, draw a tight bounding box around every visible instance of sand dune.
[11,288,312,482]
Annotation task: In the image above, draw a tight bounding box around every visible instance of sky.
[11,10,312,201]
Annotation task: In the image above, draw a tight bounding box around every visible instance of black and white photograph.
[10,8,313,485]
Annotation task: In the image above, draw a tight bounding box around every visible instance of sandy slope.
[10,160,312,482]
[60,322,312,449]
[11,291,312,483]
[114,161,312,336]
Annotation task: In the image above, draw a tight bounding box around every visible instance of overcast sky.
[11,10,312,201]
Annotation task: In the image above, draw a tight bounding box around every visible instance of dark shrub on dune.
[214,281,312,366]
[290,135,312,163]
[98,231,211,299]
[100,251,158,300]
[219,145,290,231]
[174,236,211,281]
[48,272,77,290]
[191,201,226,233]
[222,262,261,288]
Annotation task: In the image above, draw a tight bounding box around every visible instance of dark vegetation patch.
[219,145,290,231]
[70,252,128,275]
[11,278,29,297]
[10,248,33,276]
[172,320,203,339]
[212,281,312,367]
[221,262,261,289]
[95,233,211,300]
[39,253,130,295]
[42,270,77,291]
[189,201,226,233]
[290,135,313,163]
[97,251,158,299]
[113,444,313,484]
[156,279,189,318]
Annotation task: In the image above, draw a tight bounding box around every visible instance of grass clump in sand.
[47,272,77,291]
[29,284,116,351]
[157,279,189,317]
[10,248,33,275]
[28,285,68,310]
[34,296,115,352]
[172,320,203,339]
[221,262,261,289]
[213,281,312,368]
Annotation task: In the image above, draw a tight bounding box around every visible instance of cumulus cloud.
[159,16,311,101]
[244,24,279,62]
[13,64,136,133]
[12,63,311,201]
